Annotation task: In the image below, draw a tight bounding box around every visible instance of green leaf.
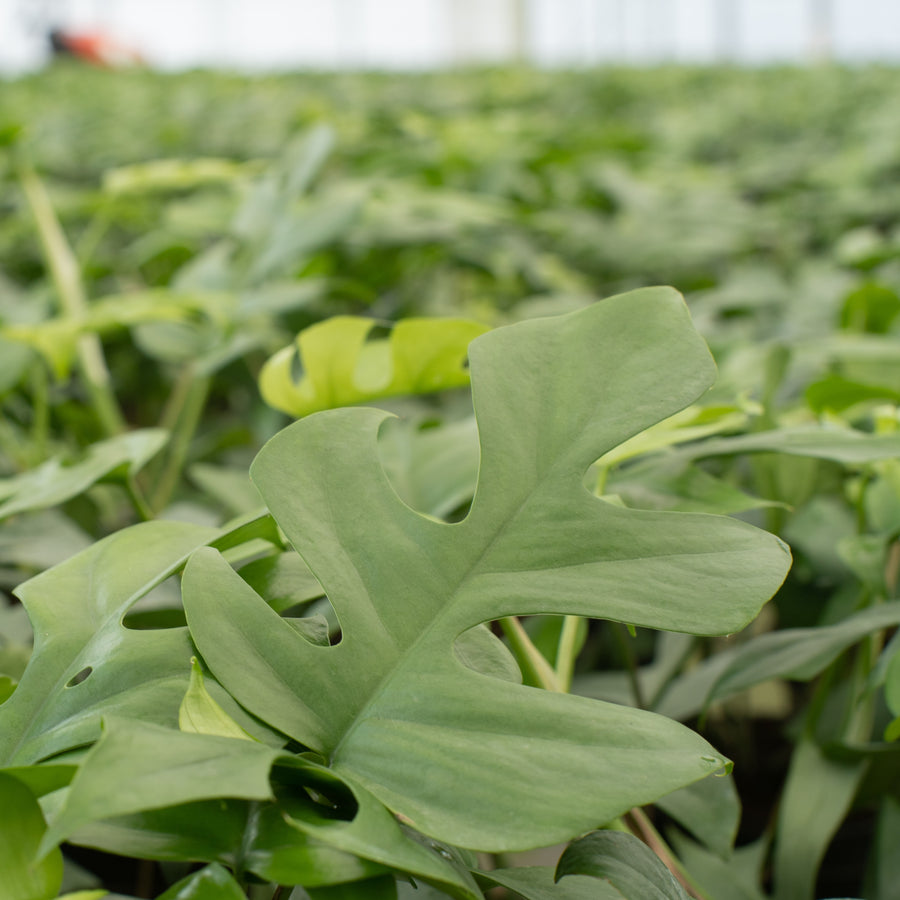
[478,867,623,900]
[654,773,740,859]
[870,795,900,900]
[840,281,900,333]
[0,674,16,702]
[555,831,690,900]
[277,759,482,898]
[0,337,33,394]
[885,644,900,716]
[666,832,767,900]
[306,875,398,900]
[0,429,168,520]
[179,657,257,741]
[0,519,218,766]
[259,316,489,418]
[188,463,264,518]
[0,772,64,900]
[680,425,900,465]
[103,158,258,194]
[772,739,867,900]
[707,603,900,707]
[55,797,384,888]
[805,375,900,414]
[40,717,282,854]
[0,509,92,574]
[606,458,782,515]
[156,863,245,900]
[186,289,790,851]
[376,418,480,520]
[43,726,475,896]
[237,551,325,614]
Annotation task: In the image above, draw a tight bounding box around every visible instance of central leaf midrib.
[327,454,578,765]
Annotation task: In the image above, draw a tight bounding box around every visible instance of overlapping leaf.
[184,288,791,851]
[0,514,285,766]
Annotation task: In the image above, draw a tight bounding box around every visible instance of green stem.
[150,372,210,513]
[610,621,645,709]
[18,164,126,436]
[75,194,115,266]
[499,617,562,692]
[125,476,155,522]
[594,463,610,496]
[555,615,582,693]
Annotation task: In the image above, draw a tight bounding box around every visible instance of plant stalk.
[499,617,562,692]
[149,369,210,513]
[18,164,126,436]
[610,621,646,709]
[555,615,582,693]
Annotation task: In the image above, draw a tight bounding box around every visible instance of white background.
[1,0,900,74]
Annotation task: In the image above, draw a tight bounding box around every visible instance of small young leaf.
[179,657,256,741]
[555,830,690,900]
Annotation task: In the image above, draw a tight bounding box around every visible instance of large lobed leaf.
[184,288,791,851]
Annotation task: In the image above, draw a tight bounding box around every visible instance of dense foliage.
[1,63,899,899]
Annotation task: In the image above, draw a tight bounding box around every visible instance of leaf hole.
[66,666,93,687]
[289,348,305,384]
[362,322,393,344]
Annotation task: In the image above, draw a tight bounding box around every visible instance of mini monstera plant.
[0,287,790,898]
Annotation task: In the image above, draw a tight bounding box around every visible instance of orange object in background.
[49,28,144,67]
